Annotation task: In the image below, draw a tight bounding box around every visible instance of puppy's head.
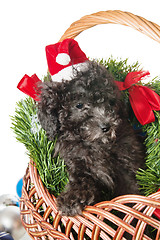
[38,61,124,142]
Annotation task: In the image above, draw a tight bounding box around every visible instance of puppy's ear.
[38,82,60,140]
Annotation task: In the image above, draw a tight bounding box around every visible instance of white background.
[0,0,160,198]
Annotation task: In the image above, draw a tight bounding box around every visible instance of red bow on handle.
[17,74,42,101]
[115,71,160,125]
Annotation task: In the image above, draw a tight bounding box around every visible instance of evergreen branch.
[11,97,68,196]
[99,57,141,82]
[137,112,160,194]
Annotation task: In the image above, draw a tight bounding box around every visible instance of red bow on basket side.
[17,74,42,101]
[115,71,160,125]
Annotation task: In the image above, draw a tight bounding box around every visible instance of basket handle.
[59,10,160,43]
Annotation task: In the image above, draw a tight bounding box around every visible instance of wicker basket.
[20,10,160,239]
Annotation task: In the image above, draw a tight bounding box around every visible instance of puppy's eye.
[76,103,84,109]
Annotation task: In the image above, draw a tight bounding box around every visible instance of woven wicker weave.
[20,10,160,239]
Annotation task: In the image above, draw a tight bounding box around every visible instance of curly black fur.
[38,61,145,216]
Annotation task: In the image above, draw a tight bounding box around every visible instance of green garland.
[11,97,68,196]
[99,57,141,82]
[136,111,160,195]
[11,57,160,197]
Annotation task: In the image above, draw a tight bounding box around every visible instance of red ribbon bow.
[17,74,42,101]
[115,71,160,125]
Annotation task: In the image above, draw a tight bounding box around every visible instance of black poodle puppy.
[38,61,145,216]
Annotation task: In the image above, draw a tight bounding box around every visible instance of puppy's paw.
[57,192,85,216]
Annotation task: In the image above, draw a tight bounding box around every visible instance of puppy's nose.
[101,123,110,132]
